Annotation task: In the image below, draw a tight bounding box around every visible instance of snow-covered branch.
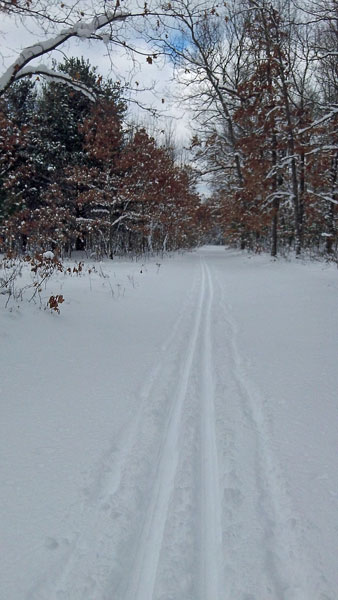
[0,9,130,96]
[298,107,338,134]
[15,65,98,100]
[308,190,338,205]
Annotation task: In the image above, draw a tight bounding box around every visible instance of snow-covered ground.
[1,246,337,600]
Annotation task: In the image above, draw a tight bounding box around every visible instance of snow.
[42,251,55,260]
[1,246,338,599]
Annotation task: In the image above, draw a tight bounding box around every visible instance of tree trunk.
[326,151,338,254]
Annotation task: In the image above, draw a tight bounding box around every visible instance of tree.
[154,0,245,188]
[114,128,201,253]
[64,96,126,257]
[0,56,127,254]
[307,0,338,253]
[0,81,36,224]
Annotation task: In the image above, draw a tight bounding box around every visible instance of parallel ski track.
[126,258,224,600]
[199,261,223,599]
[126,259,215,600]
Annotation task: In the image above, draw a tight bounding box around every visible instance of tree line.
[0,58,204,257]
[0,0,336,259]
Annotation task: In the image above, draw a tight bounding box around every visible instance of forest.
[0,55,205,257]
[0,0,337,259]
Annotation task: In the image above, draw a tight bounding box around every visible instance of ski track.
[29,260,203,600]
[211,261,333,600]
[199,262,224,600]
[28,251,333,600]
[125,260,207,600]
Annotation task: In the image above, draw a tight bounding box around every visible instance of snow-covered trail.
[2,247,338,599]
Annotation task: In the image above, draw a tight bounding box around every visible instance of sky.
[0,9,192,147]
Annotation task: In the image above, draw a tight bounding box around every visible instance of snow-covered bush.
[0,252,64,313]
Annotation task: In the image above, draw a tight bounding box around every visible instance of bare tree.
[151,1,247,185]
